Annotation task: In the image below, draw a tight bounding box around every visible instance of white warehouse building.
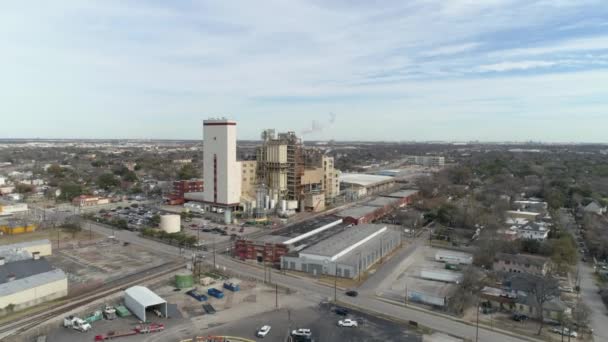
[281,224,401,279]
[0,256,68,311]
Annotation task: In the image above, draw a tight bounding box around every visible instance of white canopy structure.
[124,286,167,322]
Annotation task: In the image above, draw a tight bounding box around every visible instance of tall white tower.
[203,118,241,208]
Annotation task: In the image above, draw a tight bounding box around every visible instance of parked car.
[335,307,349,316]
[256,325,271,338]
[291,328,312,337]
[550,327,578,338]
[338,319,358,327]
[513,314,528,322]
[345,290,358,297]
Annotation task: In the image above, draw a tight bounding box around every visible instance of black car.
[513,314,528,321]
[345,290,358,297]
[335,307,348,316]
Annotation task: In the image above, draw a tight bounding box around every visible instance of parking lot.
[190,302,422,342]
[181,216,261,247]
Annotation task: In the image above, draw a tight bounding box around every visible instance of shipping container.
[435,250,473,265]
[420,269,463,284]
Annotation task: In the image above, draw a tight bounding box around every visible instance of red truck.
[94,323,165,341]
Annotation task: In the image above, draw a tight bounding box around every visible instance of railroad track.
[0,261,186,338]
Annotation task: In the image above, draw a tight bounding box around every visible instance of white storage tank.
[160,214,180,233]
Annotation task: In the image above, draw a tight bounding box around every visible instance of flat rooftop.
[366,197,398,208]
[383,189,419,198]
[407,277,457,297]
[0,257,54,284]
[257,215,348,248]
[340,173,394,187]
[0,239,50,252]
[335,205,379,219]
[301,224,388,258]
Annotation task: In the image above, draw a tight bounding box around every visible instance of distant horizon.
[1,137,607,146]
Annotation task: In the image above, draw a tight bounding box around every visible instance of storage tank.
[281,200,287,212]
[175,273,194,289]
[160,214,180,233]
[270,199,276,209]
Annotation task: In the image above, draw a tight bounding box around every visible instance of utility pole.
[358,252,362,283]
[213,236,216,270]
[334,262,338,302]
[475,297,480,342]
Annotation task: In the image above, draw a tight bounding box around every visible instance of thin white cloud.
[422,42,480,57]
[492,35,608,58]
[476,60,557,72]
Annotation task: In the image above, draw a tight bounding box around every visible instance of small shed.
[124,286,167,322]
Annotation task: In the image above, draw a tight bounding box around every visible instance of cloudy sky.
[1,0,607,142]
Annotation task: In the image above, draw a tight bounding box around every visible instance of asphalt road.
[558,208,608,340]
[80,221,536,342]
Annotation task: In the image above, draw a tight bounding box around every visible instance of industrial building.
[171,179,203,199]
[0,239,52,257]
[202,118,242,214]
[124,286,168,322]
[335,189,419,225]
[71,195,110,207]
[240,160,258,197]
[255,130,340,212]
[0,249,67,311]
[0,221,37,235]
[404,155,445,168]
[281,224,401,279]
[0,200,28,217]
[406,278,455,308]
[340,173,395,199]
[234,215,347,264]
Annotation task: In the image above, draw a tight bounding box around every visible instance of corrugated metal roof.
[125,286,166,307]
[0,239,50,253]
[383,190,419,198]
[340,173,394,187]
[300,224,387,258]
[335,205,378,219]
[0,269,66,296]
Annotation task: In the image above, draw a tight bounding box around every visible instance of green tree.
[47,163,64,177]
[15,183,34,194]
[123,170,138,182]
[150,214,161,226]
[59,183,83,201]
[97,173,120,190]
[178,163,199,180]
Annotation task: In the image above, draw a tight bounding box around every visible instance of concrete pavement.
[81,222,537,342]
[579,263,608,341]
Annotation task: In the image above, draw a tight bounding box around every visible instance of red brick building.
[234,239,289,264]
[172,179,203,198]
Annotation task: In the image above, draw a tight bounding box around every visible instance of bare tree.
[571,299,591,337]
[521,273,560,335]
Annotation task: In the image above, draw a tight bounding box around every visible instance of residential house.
[517,222,550,241]
[583,201,606,216]
[493,253,551,276]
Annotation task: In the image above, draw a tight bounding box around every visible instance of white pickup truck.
[63,316,91,332]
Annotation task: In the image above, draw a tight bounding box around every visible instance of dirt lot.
[0,228,103,246]
[47,237,173,289]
